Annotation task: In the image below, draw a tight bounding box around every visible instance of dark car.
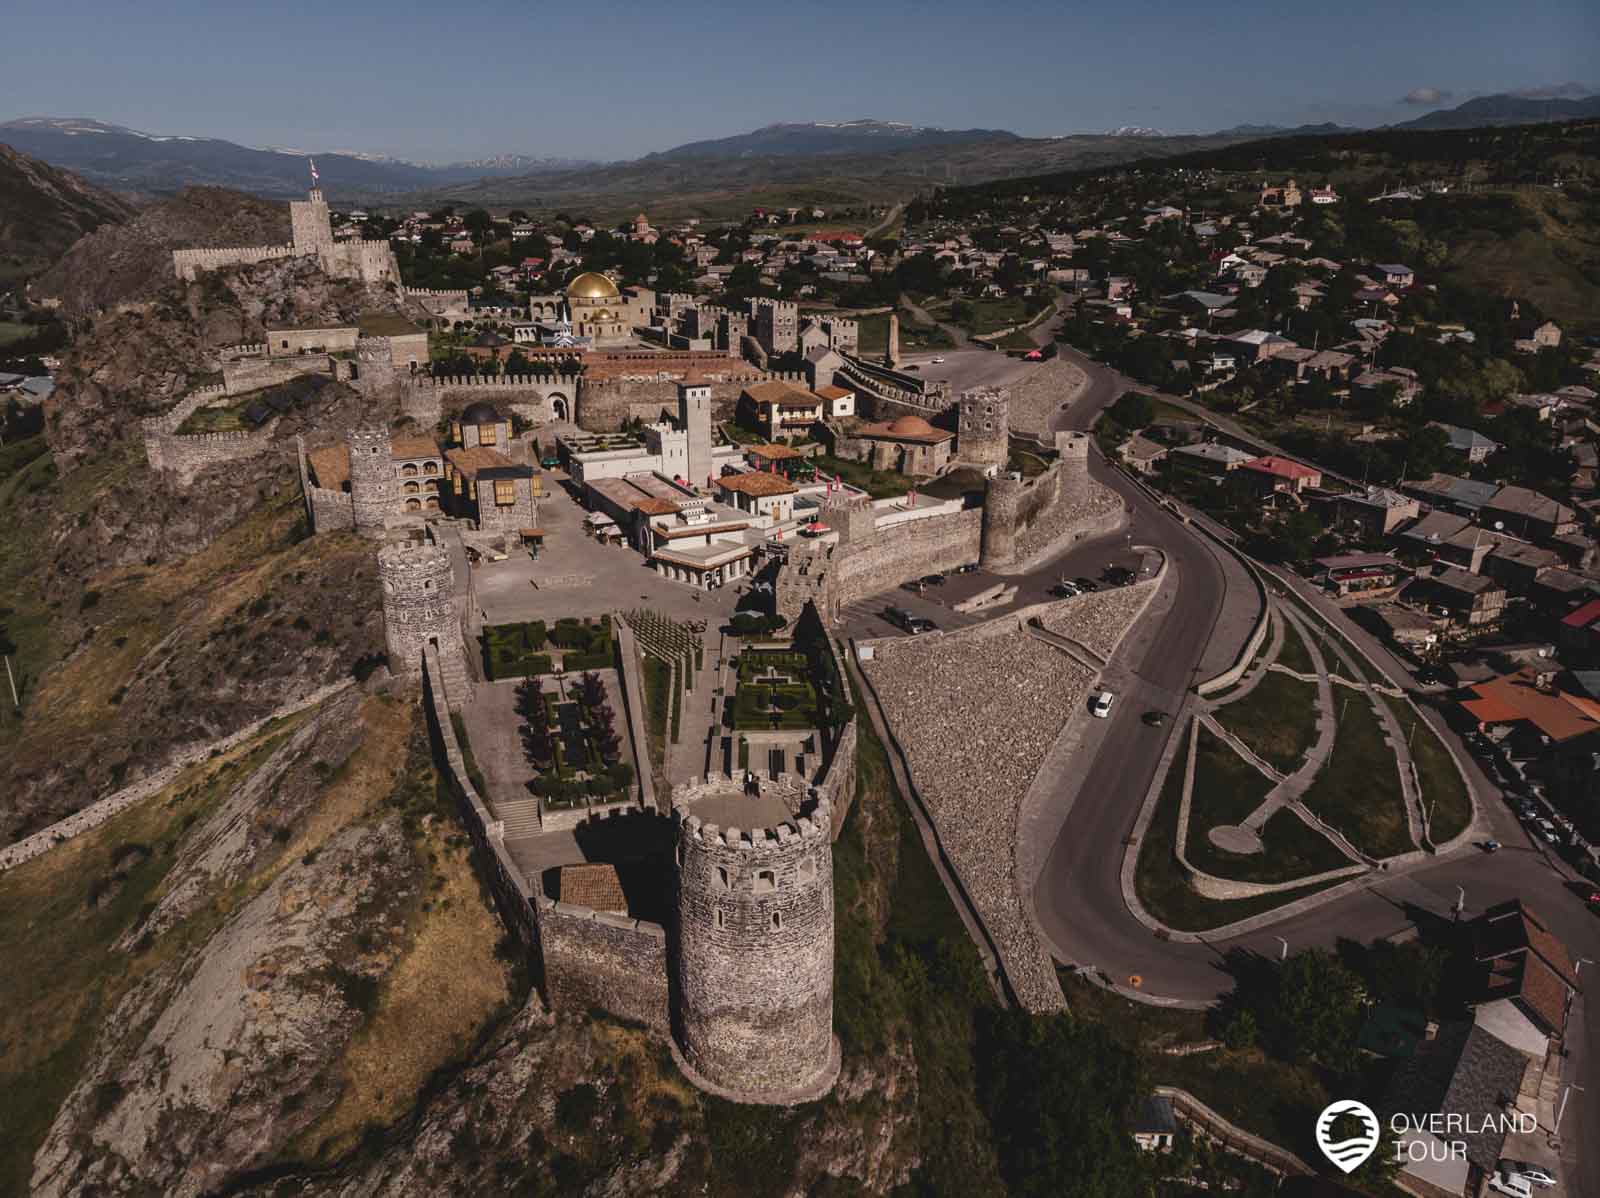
[907,616,938,634]
[955,563,981,574]
[1142,710,1169,727]
[1074,577,1100,592]
[920,572,948,586]
[1104,566,1137,586]
[883,607,912,631]
[901,579,925,593]
[540,456,561,469]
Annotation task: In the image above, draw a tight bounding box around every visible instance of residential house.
[715,470,797,523]
[1480,485,1580,544]
[739,380,825,441]
[1118,433,1169,476]
[1431,422,1501,464]
[1259,179,1302,207]
[1168,442,1255,475]
[1334,486,1421,537]
[1403,473,1501,518]
[1239,455,1323,495]
[1396,510,1497,573]
[442,446,538,533]
[1457,666,1600,753]
[1372,263,1415,289]
[1408,566,1507,629]
[1230,329,1298,363]
[1130,1095,1177,1153]
[1316,552,1404,596]
[1513,320,1562,354]
[1482,539,1563,592]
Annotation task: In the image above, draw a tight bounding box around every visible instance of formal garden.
[730,649,821,731]
[515,670,635,809]
[1136,600,1475,932]
[484,614,614,680]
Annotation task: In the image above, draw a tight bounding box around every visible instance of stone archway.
[549,394,570,422]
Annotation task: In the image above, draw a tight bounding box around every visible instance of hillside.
[1394,91,1600,131]
[0,118,591,198]
[650,119,1021,160]
[0,142,132,284]
[33,185,291,314]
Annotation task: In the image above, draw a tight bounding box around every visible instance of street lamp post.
[1274,936,1288,962]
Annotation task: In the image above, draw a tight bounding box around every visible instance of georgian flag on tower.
[309,158,319,185]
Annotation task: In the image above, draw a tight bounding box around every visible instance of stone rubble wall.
[1005,358,1090,437]
[830,509,983,612]
[0,680,355,873]
[534,898,669,1033]
[222,353,335,396]
[172,244,299,281]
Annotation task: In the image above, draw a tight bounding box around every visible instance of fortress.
[377,532,847,1105]
[172,184,401,286]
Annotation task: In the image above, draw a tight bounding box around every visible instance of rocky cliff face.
[0,142,133,279]
[34,185,291,314]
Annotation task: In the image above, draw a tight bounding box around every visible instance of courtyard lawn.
[1274,614,1316,675]
[175,398,253,434]
[1134,723,1349,931]
[1381,693,1472,844]
[1211,671,1321,774]
[810,452,913,499]
[1300,690,1415,859]
[1186,726,1349,885]
[639,656,669,777]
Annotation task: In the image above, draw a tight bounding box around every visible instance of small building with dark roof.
[1130,1094,1178,1152]
[444,445,538,532]
[450,401,511,451]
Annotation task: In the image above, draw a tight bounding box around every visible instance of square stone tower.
[678,374,714,489]
[289,188,335,256]
[959,386,1010,470]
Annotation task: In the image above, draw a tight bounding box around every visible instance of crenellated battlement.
[414,373,583,390]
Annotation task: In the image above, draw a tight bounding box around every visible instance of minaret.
[678,371,714,490]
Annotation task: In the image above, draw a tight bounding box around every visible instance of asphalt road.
[1024,348,1600,1195]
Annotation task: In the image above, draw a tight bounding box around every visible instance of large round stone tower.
[377,540,455,676]
[348,426,394,537]
[672,785,839,1103]
[979,472,1024,568]
[959,385,1010,471]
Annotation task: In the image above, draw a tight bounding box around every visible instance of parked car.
[884,607,912,631]
[901,580,925,593]
[955,562,981,574]
[1074,577,1100,592]
[1051,582,1080,598]
[931,356,946,364]
[1142,710,1168,727]
[1091,691,1115,719]
[1487,1172,1534,1198]
[1498,1161,1557,1188]
[908,616,938,634]
[1103,566,1137,586]
[920,572,948,586]
[1481,840,1501,853]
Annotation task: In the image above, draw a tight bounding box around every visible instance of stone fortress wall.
[222,352,346,396]
[172,243,300,281]
[295,434,356,534]
[401,541,858,1101]
[142,385,280,486]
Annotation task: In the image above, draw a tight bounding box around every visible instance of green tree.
[977,1010,1150,1198]
[1267,949,1365,1064]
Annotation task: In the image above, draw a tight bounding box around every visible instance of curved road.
[1030,343,1600,1193]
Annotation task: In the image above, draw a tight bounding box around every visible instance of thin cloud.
[1400,87,1452,106]
[1506,82,1594,100]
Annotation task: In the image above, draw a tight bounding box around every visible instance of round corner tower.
[979,472,1024,568]
[671,789,838,1103]
[348,426,394,536]
[959,386,1010,470]
[1053,430,1091,509]
[377,540,456,677]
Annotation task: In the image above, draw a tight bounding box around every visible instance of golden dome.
[567,271,620,300]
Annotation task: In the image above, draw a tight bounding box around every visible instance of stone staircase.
[497,797,543,839]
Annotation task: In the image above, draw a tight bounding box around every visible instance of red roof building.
[1240,455,1323,494]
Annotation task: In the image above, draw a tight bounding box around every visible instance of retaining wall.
[534,899,670,1031]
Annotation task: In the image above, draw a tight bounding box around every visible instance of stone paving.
[863,624,1089,1009]
[1005,358,1089,437]
[1036,579,1159,661]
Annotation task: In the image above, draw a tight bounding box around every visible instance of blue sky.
[3,0,1594,161]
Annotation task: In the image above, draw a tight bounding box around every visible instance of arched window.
[754,869,776,894]
[404,481,419,494]
[402,463,418,477]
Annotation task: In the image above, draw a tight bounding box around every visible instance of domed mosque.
[566,271,631,347]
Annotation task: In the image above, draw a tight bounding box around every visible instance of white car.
[930,356,945,364]
[1091,691,1115,719]
[1488,1173,1534,1198]
[1500,1161,1558,1189]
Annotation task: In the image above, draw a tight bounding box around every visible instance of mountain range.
[2,89,1596,216]
[0,118,594,198]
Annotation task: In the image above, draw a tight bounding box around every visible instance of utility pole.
[3,655,16,709]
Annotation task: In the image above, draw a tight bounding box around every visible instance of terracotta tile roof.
[307,443,350,490]
[633,497,680,515]
[1459,669,1600,741]
[556,863,626,912]
[747,443,801,461]
[446,445,518,478]
[742,379,820,408]
[1518,952,1572,1033]
[814,384,853,400]
[717,470,796,497]
[391,435,441,460]
[1243,455,1321,480]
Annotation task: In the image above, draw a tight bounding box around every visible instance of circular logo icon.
[1315,1099,1381,1174]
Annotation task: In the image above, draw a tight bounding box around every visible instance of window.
[754,869,776,894]
[454,475,463,496]
[494,479,517,507]
[798,857,816,883]
[715,908,725,930]
[402,463,418,477]
[717,867,731,891]
[771,912,782,930]
[479,423,497,446]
